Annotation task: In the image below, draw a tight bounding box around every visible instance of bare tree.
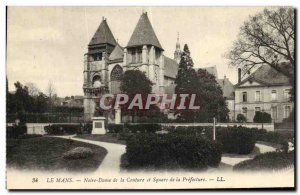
[46,80,57,109]
[227,8,294,78]
[25,82,40,97]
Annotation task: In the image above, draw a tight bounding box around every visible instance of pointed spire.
[127,12,163,50]
[174,32,181,63]
[176,32,180,50]
[88,17,117,46]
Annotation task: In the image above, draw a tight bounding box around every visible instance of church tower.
[174,32,181,63]
[83,17,117,121]
[124,12,165,93]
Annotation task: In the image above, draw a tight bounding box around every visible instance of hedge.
[233,151,294,171]
[169,126,256,154]
[107,123,161,134]
[44,124,81,135]
[107,124,124,133]
[7,125,27,139]
[126,133,222,169]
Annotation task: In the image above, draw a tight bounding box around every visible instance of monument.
[92,116,106,134]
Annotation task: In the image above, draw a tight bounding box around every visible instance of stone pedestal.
[92,117,106,134]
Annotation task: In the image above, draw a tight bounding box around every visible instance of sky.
[7,6,265,97]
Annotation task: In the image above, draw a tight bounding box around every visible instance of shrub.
[169,126,256,154]
[6,125,27,139]
[19,134,43,139]
[233,151,294,171]
[107,124,124,133]
[124,123,161,133]
[237,114,247,123]
[252,129,289,152]
[126,133,222,169]
[217,126,256,154]
[44,124,80,135]
[63,147,94,159]
[253,111,272,123]
[83,123,92,134]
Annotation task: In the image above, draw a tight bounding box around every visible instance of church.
[83,12,181,121]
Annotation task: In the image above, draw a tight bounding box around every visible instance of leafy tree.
[253,111,272,123]
[196,69,229,122]
[237,114,247,123]
[175,44,228,122]
[120,70,152,96]
[13,82,33,113]
[120,70,154,122]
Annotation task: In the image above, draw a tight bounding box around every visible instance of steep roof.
[164,56,179,79]
[109,44,124,61]
[236,64,291,87]
[127,12,163,50]
[217,77,235,99]
[89,18,117,46]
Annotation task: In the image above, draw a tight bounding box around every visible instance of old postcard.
[6,6,295,190]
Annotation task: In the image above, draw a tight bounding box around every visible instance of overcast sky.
[7,6,265,97]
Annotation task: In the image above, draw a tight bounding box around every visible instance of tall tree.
[196,69,229,122]
[227,8,294,78]
[174,44,201,122]
[46,80,57,111]
[175,44,198,94]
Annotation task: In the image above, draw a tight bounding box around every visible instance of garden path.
[221,143,277,166]
[51,135,126,173]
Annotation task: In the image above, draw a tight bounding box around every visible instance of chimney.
[238,68,241,83]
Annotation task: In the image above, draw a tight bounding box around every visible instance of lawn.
[75,134,126,145]
[7,136,108,172]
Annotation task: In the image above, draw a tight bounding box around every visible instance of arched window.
[92,75,101,88]
[111,65,123,94]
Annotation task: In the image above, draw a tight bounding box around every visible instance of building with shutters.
[234,64,294,123]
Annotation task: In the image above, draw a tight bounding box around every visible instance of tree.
[175,44,197,94]
[120,70,154,122]
[196,69,229,122]
[46,80,57,111]
[25,82,40,97]
[174,44,201,122]
[237,114,247,123]
[228,8,294,77]
[253,111,272,123]
[174,44,228,122]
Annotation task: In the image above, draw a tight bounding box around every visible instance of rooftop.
[88,18,117,46]
[127,12,163,50]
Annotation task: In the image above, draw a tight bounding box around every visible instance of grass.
[75,134,126,145]
[7,136,107,172]
[233,151,294,171]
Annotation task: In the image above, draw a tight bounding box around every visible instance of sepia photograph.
[5,6,295,190]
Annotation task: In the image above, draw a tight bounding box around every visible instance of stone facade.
[234,65,294,123]
[83,13,180,121]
